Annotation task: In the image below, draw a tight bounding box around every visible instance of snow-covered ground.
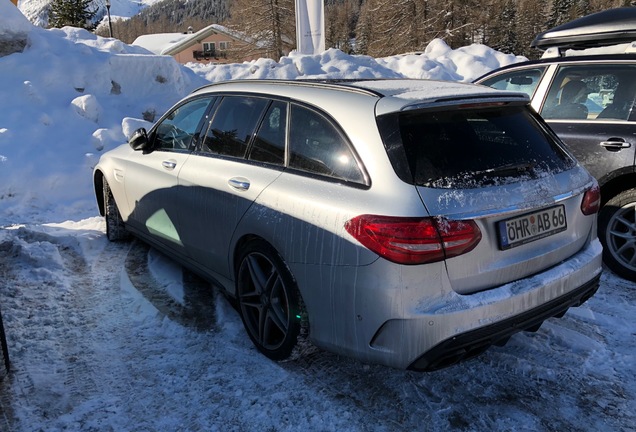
[1,3,634,431]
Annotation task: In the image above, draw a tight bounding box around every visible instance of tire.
[598,188,636,282]
[236,240,307,361]
[103,181,130,242]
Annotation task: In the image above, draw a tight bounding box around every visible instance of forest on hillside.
[96,0,636,59]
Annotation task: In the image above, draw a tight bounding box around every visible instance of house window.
[203,42,216,54]
[219,42,230,51]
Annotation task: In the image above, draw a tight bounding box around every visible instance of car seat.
[544,80,589,120]
[597,82,636,120]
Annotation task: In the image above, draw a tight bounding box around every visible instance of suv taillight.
[581,184,601,216]
[344,215,482,265]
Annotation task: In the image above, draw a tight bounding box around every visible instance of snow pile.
[0,1,31,56]
[188,41,524,83]
[0,3,206,224]
[1,1,32,36]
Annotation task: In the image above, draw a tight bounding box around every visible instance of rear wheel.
[103,181,129,242]
[236,240,306,361]
[599,188,636,282]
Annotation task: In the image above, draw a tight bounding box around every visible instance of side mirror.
[129,128,149,151]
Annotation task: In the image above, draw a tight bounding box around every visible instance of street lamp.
[105,0,113,38]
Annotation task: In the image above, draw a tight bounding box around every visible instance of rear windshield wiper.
[422,162,538,188]
[469,162,537,179]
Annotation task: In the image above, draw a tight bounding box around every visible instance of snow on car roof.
[350,78,524,98]
[194,79,528,116]
[348,79,528,115]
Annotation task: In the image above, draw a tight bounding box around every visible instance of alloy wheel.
[606,201,636,274]
[238,251,292,353]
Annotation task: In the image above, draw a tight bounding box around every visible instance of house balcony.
[193,50,228,61]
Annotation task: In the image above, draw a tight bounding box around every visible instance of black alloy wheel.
[236,240,304,360]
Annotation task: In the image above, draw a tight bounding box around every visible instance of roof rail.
[189,79,385,98]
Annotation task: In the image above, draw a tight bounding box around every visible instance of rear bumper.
[408,272,600,371]
[362,238,603,370]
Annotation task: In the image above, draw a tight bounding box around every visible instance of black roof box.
[531,7,636,50]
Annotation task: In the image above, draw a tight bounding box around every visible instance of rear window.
[377,104,576,188]
[479,67,547,98]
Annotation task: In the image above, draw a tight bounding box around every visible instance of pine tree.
[226,0,295,59]
[547,0,575,28]
[325,0,360,54]
[49,0,97,30]
[353,0,372,54]
[490,0,518,54]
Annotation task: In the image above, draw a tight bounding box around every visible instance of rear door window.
[540,64,636,121]
[478,67,547,98]
[201,96,269,158]
[248,100,287,166]
[377,104,575,188]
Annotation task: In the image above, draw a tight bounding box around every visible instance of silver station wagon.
[93,79,603,370]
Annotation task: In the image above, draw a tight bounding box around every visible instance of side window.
[541,65,636,121]
[202,96,269,158]
[154,98,213,151]
[289,104,365,184]
[248,101,287,165]
[479,67,546,98]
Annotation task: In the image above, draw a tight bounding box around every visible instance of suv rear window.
[377,104,575,188]
[479,67,547,98]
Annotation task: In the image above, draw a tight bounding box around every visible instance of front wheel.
[103,180,130,242]
[599,188,636,282]
[236,240,306,361]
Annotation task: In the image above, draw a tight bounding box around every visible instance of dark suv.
[476,8,636,282]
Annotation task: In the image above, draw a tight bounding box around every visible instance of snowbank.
[188,43,524,83]
[0,1,32,36]
[0,0,31,56]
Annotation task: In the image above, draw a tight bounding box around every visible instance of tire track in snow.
[0,229,219,430]
[0,228,132,430]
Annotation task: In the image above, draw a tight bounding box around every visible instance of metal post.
[105,0,113,38]
[0,306,9,374]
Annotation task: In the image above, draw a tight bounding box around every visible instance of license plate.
[498,205,567,250]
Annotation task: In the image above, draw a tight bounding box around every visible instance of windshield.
[377,104,576,188]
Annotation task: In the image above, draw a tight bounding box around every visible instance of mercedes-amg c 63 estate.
[93,79,602,370]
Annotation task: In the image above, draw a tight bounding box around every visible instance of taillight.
[581,184,601,216]
[344,215,482,265]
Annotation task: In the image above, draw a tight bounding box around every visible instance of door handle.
[600,138,631,150]
[228,177,250,191]
[162,160,177,170]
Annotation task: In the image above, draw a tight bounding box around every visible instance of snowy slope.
[17,0,163,27]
